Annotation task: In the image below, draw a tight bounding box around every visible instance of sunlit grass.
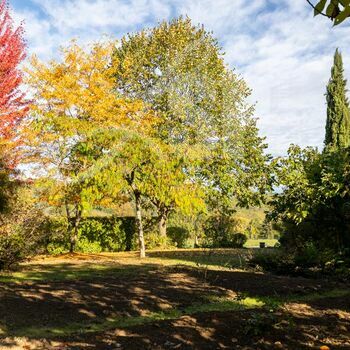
[244,239,278,248]
[0,249,265,283]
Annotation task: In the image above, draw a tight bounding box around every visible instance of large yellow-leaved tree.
[25,40,154,252]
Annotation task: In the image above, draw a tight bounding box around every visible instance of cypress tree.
[325,48,350,150]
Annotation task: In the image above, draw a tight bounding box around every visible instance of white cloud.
[11,0,350,155]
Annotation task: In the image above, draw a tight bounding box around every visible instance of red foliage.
[0,0,27,141]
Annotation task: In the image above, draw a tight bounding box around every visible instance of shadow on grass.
[0,257,349,349]
[147,248,259,269]
[0,262,236,339]
[0,262,152,283]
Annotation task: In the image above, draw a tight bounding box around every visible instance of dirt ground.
[0,253,349,350]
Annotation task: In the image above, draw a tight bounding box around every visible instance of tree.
[271,49,350,253]
[308,0,350,25]
[113,17,272,236]
[0,0,28,161]
[271,145,322,226]
[271,144,350,251]
[144,144,205,239]
[325,49,350,150]
[78,129,205,257]
[0,152,12,213]
[25,40,150,252]
[113,17,228,145]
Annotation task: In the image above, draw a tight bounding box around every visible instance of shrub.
[144,231,173,250]
[202,213,248,248]
[249,250,295,274]
[0,186,48,270]
[249,245,349,277]
[78,218,126,252]
[45,216,138,254]
[229,232,248,248]
[76,236,103,253]
[42,217,69,254]
[0,233,27,270]
[167,226,192,248]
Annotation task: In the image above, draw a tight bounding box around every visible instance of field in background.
[244,239,278,248]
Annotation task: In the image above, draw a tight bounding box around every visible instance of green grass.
[0,247,280,284]
[244,239,278,248]
[0,263,154,283]
[0,249,272,283]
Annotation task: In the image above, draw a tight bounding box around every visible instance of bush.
[144,231,173,250]
[76,236,103,253]
[78,218,126,252]
[0,186,49,270]
[45,216,137,254]
[249,250,295,274]
[249,245,350,277]
[0,234,27,270]
[202,213,248,248]
[167,226,192,248]
[229,232,248,248]
[42,217,69,254]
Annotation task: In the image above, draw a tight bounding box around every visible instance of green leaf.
[339,0,350,7]
[314,0,327,16]
[326,2,336,17]
[334,5,350,24]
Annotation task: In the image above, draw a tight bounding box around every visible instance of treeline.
[0,0,349,271]
[0,2,272,266]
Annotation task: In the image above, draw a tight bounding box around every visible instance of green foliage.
[0,186,49,270]
[271,145,322,224]
[47,216,137,254]
[253,50,350,256]
[144,231,173,250]
[113,16,227,144]
[325,49,350,149]
[272,144,350,252]
[78,218,125,252]
[113,17,272,231]
[202,116,273,212]
[0,155,14,214]
[249,245,349,277]
[0,233,27,270]
[202,213,248,248]
[42,216,69,254]
[167,226,192,248]
[313,0,350,25]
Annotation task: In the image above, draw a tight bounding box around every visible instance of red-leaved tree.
[0,0,27,142]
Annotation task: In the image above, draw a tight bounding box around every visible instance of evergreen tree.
[325,48,350,150]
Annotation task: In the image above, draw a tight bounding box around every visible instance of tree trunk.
[135,192,146,258]
[69,206,81,254]
[194,234,199,248]
[69,226,77,253]
[65,201,74,253]
[159,212,167,238]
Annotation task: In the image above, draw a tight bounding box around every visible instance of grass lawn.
[0,250,349,349]
[244,238,278,248]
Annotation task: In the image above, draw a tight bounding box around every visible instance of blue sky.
[10,0,350,155]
